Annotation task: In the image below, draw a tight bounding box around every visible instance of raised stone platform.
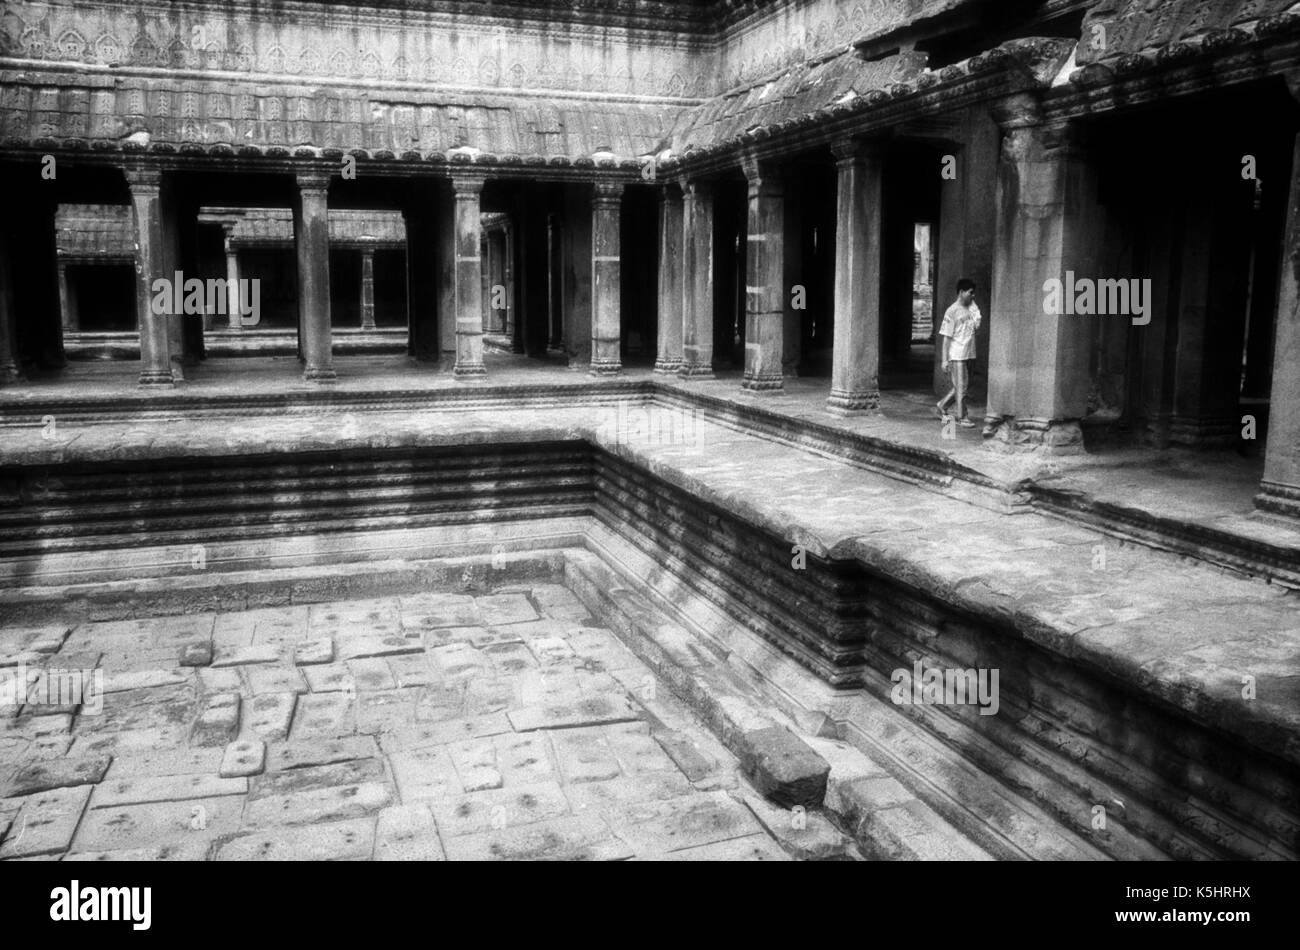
[1,388,1296,859]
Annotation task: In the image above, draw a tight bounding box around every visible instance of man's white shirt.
[940,301,981,361]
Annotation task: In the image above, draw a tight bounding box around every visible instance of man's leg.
[937,361,956,416]
[954,360,969,421]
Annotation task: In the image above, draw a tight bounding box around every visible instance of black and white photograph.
[0,0,1293,923]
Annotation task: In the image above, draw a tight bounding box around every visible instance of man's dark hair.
[957,278,976,293]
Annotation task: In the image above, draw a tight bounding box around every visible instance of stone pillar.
[223,225,242,330]
[125,165,173,387]
[827,139,884,412]
[451,174,486,378]
[679,178,715,378]
[360,247,376,330]
[295,171,335,383]
[741,155,784,392]
[562,184,593,368]
[590,182,623,376]
[655,185,685,374]
[985,98,1101,451]
[57,258,79,332]
[0,217,22,384]
[503,223,516,343]
[1259,127,1300,519]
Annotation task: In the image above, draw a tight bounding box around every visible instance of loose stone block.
[737,725,830,808]
[293,637,334,666]
[739,791,860,861]
[191,693,240,747]
[215,818,375,861]
[221,740,267,778]
[247,692,297,742]
[211,644,281,668]
[290,692,355,740]
[179,642,213,667]
[4,755,112,798]
[375,802,446,861]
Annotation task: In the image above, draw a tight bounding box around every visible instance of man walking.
[936,278,981,428]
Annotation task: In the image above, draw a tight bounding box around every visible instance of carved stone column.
[655,184,685,375]
[742,154,784,392]
[223,224,242,330]
[295,171,335,383]
[125,165,173,388]
[590,181,623,376]
[827,139,884,412]
[452,174,486,378]
[679,178,715,378]
[360,247,376,330]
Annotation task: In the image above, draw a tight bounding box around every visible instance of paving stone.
[211,644,281,668]
[739,791,861,861]
[494,732,555,786]
[251,759,386,799]
[355,690,418,735]
[604,720,678,774]
[431,781,571,837]
[243,779,392,827]
[648,834,790,861]
[476,593,539,626]
[64,848,168,861]
[336,634,421,661]
[654,729,719,783]
[68,725,190,756]
[348,657,397,691]
[448,738,503,792]
[387,653,439,688]
[0,785,93,858]
[92,772,248,808]
[4,755,112,798]
[508,694,641,732]
[293,638,335,666]
[388,745,463,802]
[564,772,696,815]
[215,818,375,861]
[398,593,480,629]
[430,642,491,680]
[567,628,643,672]
[615,790,764,855]
[375,802,446,861]
[101,747,223,777]
[737,725,830,808]
[221,740,267,778]
[482,641,539,675]
[443,813,632,861]
[412,682,468,722]
[198,668,242,693]
[179,642,213,667]
[857,799,995,861]
[528,637,578,666]
[191,693,241,747]
[102,669,190,694]
[303,665,356,694]
[266,736,379,772]
[529,585,592,622]
[290,692,355,740]
[8,713,74,738]
[0,650,45,670]
[246,666,307,695]
[550,728,622,784]
[382,712,511,752]
[247,692,297,741]
[73,795,240,858]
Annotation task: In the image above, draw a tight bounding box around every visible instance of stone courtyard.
[1,584,862,861]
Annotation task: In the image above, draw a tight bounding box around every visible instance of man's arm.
[940,334,951,369]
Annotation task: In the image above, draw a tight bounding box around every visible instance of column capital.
[678,177,713,199]
[123,163,161,192]
[450,174,486,196]
[991,92,1044,130]
[593,181,623,207]
[830,137,885,165]
[741,152,783,198]
[296,171,332,195]
[657,181,683,205]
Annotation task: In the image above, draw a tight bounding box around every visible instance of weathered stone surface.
[212,644,281,667]
[92,772,248,808]
[243,779,392,827]
[73,795,241,858]
[246,666,307,695]
[215,818,375,861]
[293,637,335,666]
[266,736,379,772]
[442,814,632,861]
[389,744,463,802]
[476,593,539,626]
[739,791,860,861]
[508,694,640,732]
[431,781,571,837]
[191,693,240,747]
[737,725,830,808]
[290,692,354,739]
[654,729,718,783]
[4,755,112,798]
[247,692,297,742]
[336,634,421,661]
[179,642,213,667]
[220,740,267,778]
[615,790,763,855]
[102,669,190,694]
[0,785,93,859]
[375,802,445,861]
[551,728,622,784]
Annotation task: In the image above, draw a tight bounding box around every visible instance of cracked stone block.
[221,740,267,778]
[293,638,334,666]
[179,642,213,667]
[191,693,240,747]
[737,725,830,808]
